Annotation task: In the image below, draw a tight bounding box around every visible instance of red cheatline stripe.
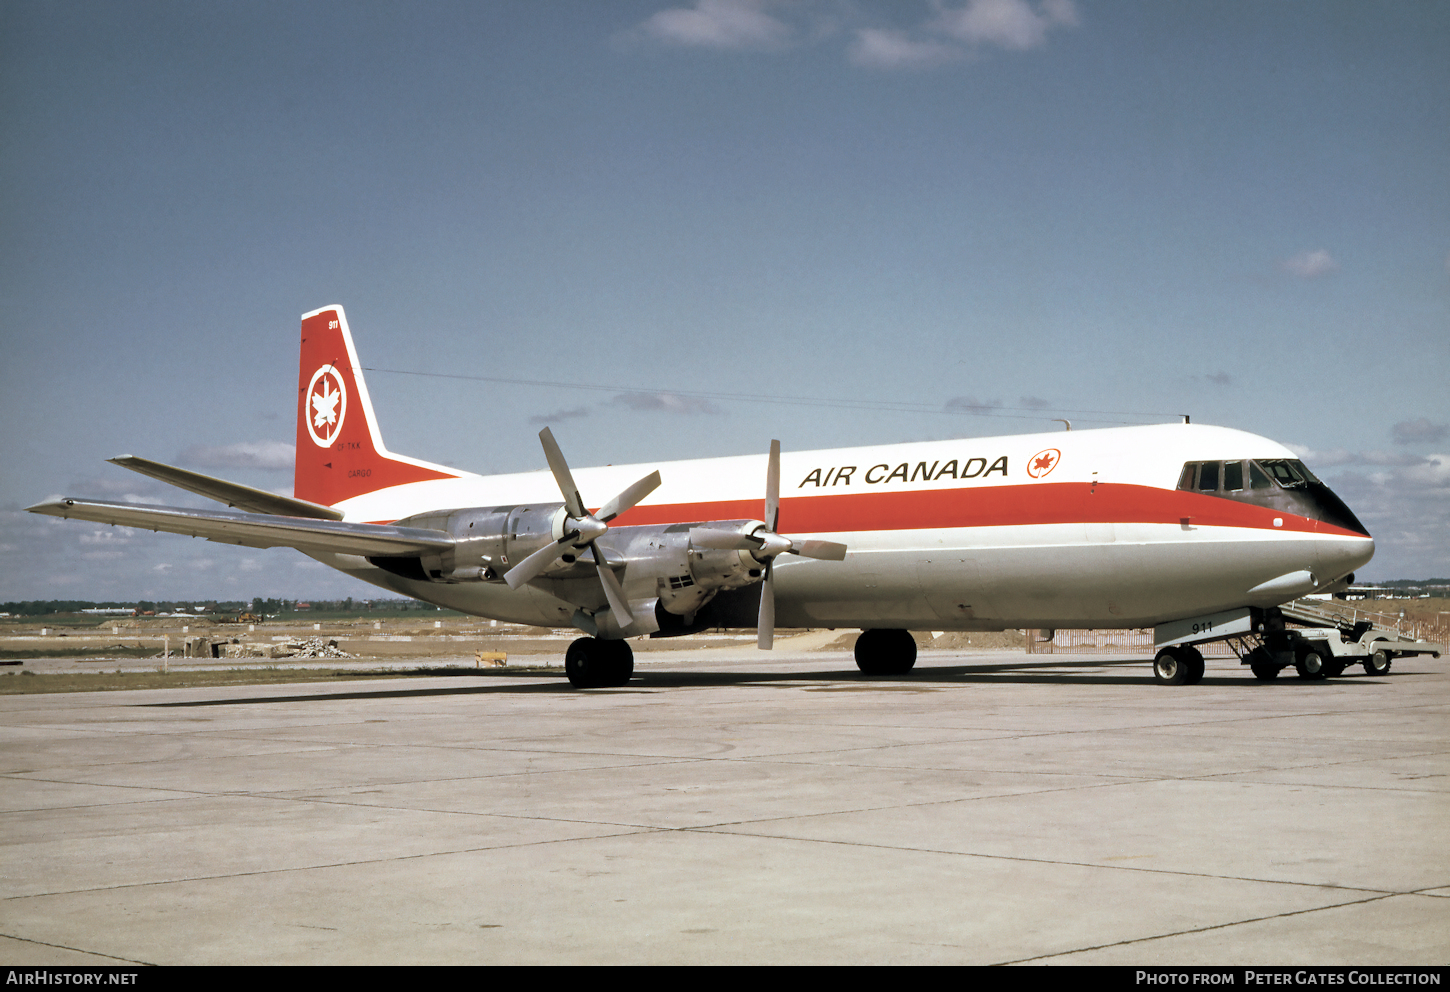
[602,483,1364,538]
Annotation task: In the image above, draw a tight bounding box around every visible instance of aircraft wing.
[26,498,453,557]
[108,455,343,520]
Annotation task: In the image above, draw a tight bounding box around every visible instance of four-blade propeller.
[507,431,845,646]
[503,428,660,627]
[689,440,847,649]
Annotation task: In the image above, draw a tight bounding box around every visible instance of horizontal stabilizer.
[110,455,343,520]
[27,498,453,557]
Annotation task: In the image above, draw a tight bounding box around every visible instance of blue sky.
[2,0,1446,601]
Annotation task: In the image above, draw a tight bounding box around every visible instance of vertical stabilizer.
[294,306,458,508]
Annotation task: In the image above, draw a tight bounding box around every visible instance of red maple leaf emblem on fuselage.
[1027,448,1060,479]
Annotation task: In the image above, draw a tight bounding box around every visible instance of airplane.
[29,305,1376,688]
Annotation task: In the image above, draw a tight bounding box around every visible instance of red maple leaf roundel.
[305,365,347,448]
[1027,448,1060,479]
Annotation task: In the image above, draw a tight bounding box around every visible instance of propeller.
[504,428,661,628]
[690,441,848,649]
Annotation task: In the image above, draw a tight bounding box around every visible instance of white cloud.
[849,28,960,69]
[528,406,592,426]
[177,440,295,471]
[631,0,1080,66]
[1281,248,1339,278]
[1392,418,1449,445]
[639,0,793,50]
[1284,443,1426,470]
[945,395,1003,414]
[613,392,722,415]
[933,0,1080,51]
[1321,455,1450,578]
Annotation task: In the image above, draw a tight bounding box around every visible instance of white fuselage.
[309,422,1374,632]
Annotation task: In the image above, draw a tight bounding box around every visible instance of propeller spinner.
[503,428,661,627]
[690,440,847,649]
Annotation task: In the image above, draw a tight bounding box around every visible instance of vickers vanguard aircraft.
[30,305,1378,687]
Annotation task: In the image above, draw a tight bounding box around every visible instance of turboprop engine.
[369,507,780,629]
[366,430,847,644]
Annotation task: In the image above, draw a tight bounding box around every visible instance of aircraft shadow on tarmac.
[141,658,1390,707]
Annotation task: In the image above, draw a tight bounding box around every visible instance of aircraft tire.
[1294,643,1330,680]
[1363,649,1392,677]
[1180,646,1206,685]
[604,638,635,686]
[1153,647,1190,686]
[565,637,631,689]
[1246,647,1279,681]
[854,628,917,675]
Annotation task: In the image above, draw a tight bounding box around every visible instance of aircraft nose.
[1317,534,1375,582]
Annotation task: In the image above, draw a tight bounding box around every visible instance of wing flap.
[27,498,452,557]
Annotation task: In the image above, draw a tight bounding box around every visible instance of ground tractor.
[1150,599,1443,686]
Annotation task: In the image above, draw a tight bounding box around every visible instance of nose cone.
[1318,533,1375,583]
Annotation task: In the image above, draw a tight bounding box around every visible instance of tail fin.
[295,306,459,508]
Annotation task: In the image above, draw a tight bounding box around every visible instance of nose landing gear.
[1153,645,1206,685]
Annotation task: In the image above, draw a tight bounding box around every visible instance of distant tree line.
[1,597,437,617]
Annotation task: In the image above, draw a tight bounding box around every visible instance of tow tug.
[1151,599,1443,685]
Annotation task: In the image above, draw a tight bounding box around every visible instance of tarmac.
[1,637,1446,966]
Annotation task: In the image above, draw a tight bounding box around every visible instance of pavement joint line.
[0,930,154,966]
[996,891,1402,965]
[679,828,1410,897]
[0,827,674,901]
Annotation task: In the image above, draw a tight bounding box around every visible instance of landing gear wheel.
[1294,644,1330,680]
[1180,646,1206,685]
[1153,647,1190,685]
[565,637,634,688]
[854,628,918,675]
[1246,646,1279,681]
[1363,649,1392,677]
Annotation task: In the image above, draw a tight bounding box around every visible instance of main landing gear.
[564,637,634,689]
[854,628,918,675]
[1153,645,1206,686]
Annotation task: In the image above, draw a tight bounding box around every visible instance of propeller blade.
[504,536,573,589]
[591,542,634,626]
[757,560,775,650]
[595,470,661,524]
[538,427,587,519]
[791,539,847,561]
[764,439,780,533]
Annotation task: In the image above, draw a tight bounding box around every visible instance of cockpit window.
[1175,458,1367,536]
[1257,459,1317,488]
[1197,461,1219,492]
[1223,460,1243,491]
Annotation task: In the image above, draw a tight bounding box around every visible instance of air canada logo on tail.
[306,365,347,448]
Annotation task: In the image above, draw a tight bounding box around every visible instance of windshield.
[1176,458,1367,536]
[1257,459,1319,488]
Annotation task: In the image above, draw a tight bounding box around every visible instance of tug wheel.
[1294,644,1330,680]
[1363,649,1392,676]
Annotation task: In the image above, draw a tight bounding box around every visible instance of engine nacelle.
[367,509,770,618]
[369,504,567,583]
[604,520,766,619]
